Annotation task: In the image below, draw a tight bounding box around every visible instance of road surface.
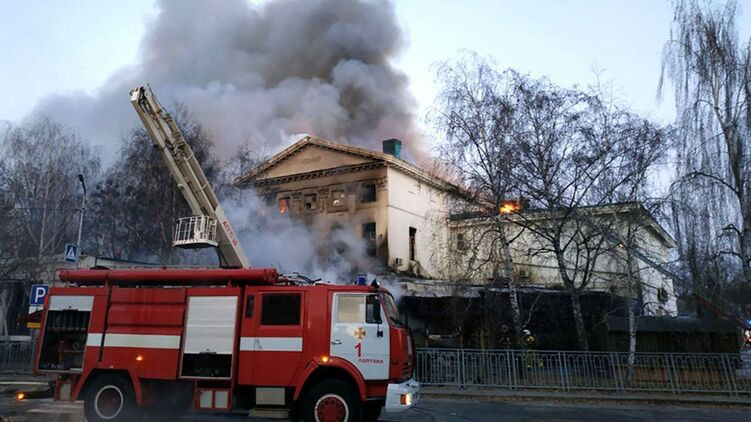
[0,396,748,421]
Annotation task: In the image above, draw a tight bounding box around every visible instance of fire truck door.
[330,293,389,380]
[241,291,305,386]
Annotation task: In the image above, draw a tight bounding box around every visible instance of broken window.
[360,183,376,203]
[304,193,317,211]
[363,223,376,257]
[278,197,290,214]
[409,227,417,261]
[331,190,345,207]
[456,233,466,250]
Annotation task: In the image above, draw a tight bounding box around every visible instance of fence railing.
[415,348,751,396]
[0,338,35,373]
[2,339,749,396]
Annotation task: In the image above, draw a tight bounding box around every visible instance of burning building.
[235,136,679,348]
[235,136,454,279]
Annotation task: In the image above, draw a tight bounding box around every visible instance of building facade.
[236,136,677,316]
[235,136,453,279]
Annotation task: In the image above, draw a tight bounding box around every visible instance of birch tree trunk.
[499,221,523,348]
[555,244,589,351]
[623,225,639,381]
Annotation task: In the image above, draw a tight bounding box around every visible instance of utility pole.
[76,174,87,262]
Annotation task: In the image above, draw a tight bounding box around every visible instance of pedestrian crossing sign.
[64,244,77,263]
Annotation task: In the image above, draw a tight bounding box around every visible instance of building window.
[457,233,466,250]
[331,190,345,207]
[360,183,376,203]
[278,197,290,214]
[363,223,376,257]
[304,193,317,211]
[657,288,669,304]
[409,227,417,261]
[261,294,301,325]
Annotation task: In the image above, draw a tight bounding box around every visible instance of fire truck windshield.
[381,292,405,328]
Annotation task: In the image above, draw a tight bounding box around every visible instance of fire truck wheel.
[301,379,362,422]
[83,375,139,422]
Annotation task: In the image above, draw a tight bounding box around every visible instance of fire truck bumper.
[384,378,420,412]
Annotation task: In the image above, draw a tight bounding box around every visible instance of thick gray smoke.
[35,0,423,162]
[223,190,410,300]
[223,190,378,284]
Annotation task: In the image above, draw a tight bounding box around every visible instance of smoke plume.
[223,190,379,283]
[34,0,423,162]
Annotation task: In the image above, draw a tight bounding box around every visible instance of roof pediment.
[259,142,377,180]
[235,136,459,192]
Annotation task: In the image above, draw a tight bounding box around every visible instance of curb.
[422,387,751,407]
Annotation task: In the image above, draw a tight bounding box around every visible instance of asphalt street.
[0,396,749,422]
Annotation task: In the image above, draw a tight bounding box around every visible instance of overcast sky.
[1,0,749,145]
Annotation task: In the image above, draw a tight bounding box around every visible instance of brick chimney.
[382,138,402,159]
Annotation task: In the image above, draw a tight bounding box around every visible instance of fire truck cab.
[35,268,419,422]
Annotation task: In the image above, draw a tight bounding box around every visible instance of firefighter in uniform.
[523,329,543,370]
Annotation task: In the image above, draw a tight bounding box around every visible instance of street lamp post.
[76,174,87,260]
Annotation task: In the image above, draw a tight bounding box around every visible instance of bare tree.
[507,72,670,350]
[88,104,221,264]
[0,116,100,335]
[432,55,670,350]
[432,54,525,347]
[661,0,751,310]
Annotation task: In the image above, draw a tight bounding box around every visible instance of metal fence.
[415,348,751,396]
[0,338,35,373]
[2,339,749,396]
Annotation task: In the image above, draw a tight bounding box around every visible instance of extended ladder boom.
[129,85,249,268]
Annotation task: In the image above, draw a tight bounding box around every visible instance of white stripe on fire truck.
[239,337,303,352]
[85,333,103,347]
[85,333,181,349]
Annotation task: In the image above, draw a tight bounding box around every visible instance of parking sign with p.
[30,284,49,307]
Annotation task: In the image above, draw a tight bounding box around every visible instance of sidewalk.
[422,386,751,407]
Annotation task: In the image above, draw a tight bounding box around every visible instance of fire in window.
[362,223,376,257]
[409,227,417,261]
[278,197,290,214]
[304,194,317,211]
[360,183,376,203]
[331,190,345,207]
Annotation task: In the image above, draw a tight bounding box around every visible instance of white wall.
[385,167,449,278]
[446,213,678,316]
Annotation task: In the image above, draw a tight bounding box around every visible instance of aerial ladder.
[129,85,249,268]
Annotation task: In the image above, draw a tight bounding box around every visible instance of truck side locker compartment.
[180,294,239,379]
[37,295,94,371]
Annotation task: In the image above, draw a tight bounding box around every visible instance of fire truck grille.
[402,358,413,379]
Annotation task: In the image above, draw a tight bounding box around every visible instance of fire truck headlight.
[400,393,412,406]
[15,392,25,401]
[321,355,330,363]
[136,355,144,362]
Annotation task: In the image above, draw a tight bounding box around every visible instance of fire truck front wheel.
[301,379,362,422]
[83,374,139,422]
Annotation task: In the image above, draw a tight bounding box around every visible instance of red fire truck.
[35,267,418,421]
[33,86,418,420]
